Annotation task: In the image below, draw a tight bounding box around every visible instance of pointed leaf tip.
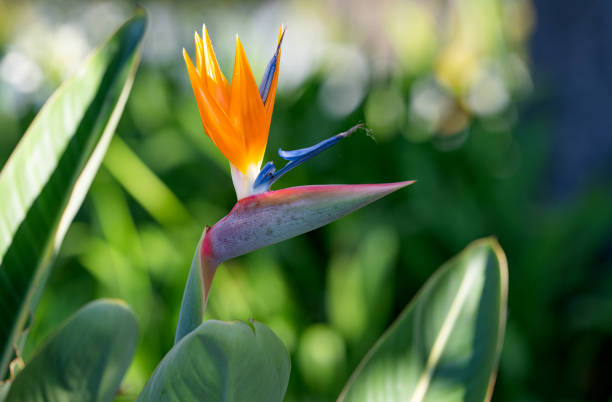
[338,238,507,402]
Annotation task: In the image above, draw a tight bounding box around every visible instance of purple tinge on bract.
[201,181,414,265]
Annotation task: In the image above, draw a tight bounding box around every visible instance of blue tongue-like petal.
[278,133,344,161]
[253,124,363,192]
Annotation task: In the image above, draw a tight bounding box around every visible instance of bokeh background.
[1,0,611,400]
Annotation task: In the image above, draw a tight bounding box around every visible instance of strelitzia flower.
[183,25,284,199]
[176,25,414,342]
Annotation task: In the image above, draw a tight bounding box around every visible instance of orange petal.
[184,49,247,169]
[229,36,267,168]
[194,32,204,76]
[203,25,231,111]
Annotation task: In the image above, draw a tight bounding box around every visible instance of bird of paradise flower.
[176,24,414,342]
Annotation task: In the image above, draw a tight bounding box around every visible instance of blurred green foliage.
[1,0,611,401]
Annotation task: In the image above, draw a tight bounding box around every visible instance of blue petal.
[253,161,276,189]
[253,124,363,193]
[259,28,286,103]
[278,135,342,161]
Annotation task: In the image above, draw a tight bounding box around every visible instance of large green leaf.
[339,238,508,402]
[0,12,146,379]
[139,320,290,402]
[5,299,138,402]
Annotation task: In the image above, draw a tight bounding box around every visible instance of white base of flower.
[230,162,265,200]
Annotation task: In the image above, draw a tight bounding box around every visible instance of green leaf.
[139,320,290,402]
[174,229,206,344]
[339,238,508,402]
[0,12,146,379]
[5,299,139,402]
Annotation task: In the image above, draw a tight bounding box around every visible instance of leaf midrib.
[409,256,483,402]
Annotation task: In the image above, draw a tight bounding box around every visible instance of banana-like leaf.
[0,12,146,379]
[339,238,508,402]
[140,320,290,402]
[174,182,414,344]
[5,299,138,402]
